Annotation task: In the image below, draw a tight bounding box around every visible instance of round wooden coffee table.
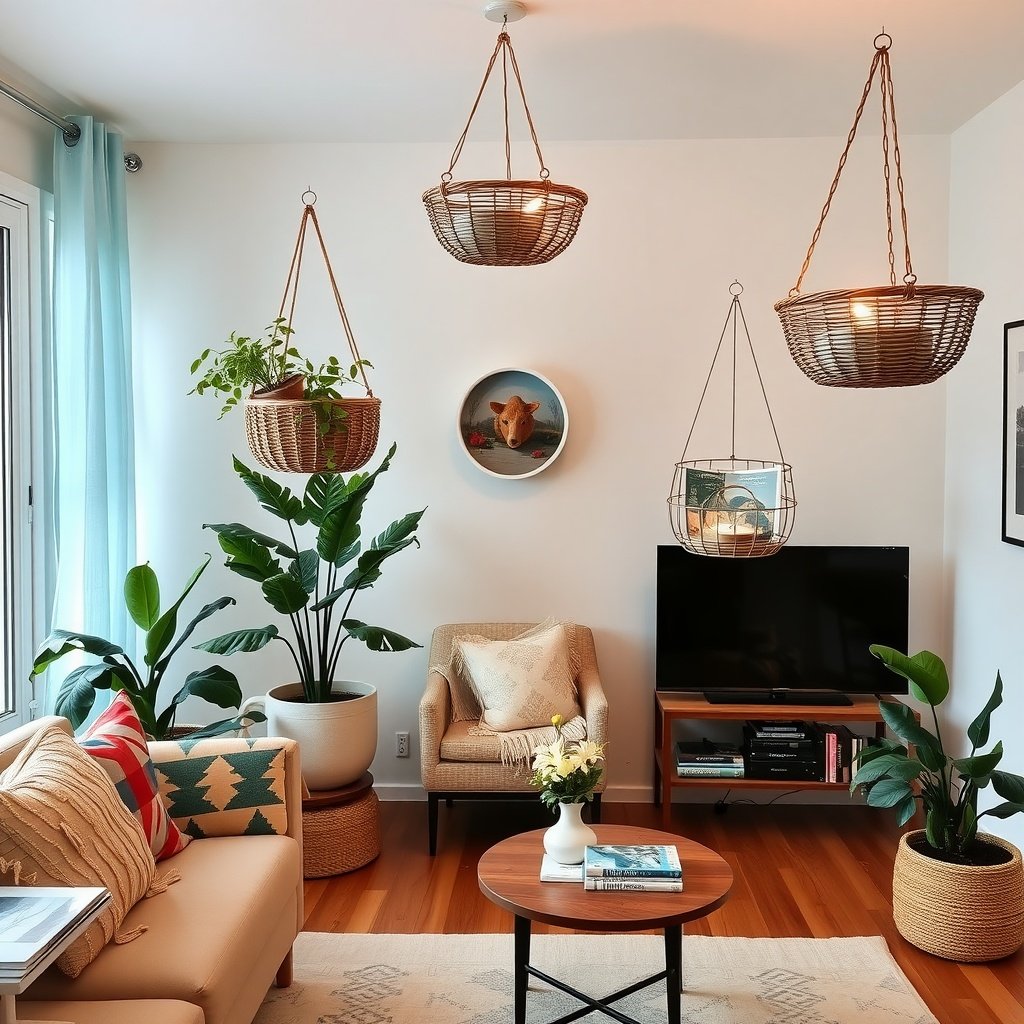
[478,824,733,1024]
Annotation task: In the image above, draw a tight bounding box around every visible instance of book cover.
[675,740,743,765]
[677,764,745,777]
[584,844,682,878]
[0,887,109,971]
[584,877,684,892]
[539,854,583,883]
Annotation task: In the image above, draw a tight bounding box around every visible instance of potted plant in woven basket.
[195,443,424,790]
[852,646,1024,961]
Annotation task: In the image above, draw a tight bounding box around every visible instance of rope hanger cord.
[272,198,373,397]
[788,36,915,298]
[442,25,549,185]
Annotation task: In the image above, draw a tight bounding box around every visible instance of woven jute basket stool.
[302,772,381,878]
[892,830,1024,962]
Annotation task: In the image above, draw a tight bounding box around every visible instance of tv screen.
[656,544,909,701]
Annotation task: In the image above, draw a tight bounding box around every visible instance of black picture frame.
[1002,320,1024,546]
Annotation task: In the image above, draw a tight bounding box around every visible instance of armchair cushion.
[79,692,192,862]
[151,737,288,840]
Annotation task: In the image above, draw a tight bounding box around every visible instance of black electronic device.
[655,544,910,704]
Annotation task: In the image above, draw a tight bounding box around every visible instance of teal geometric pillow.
[152,737,288,840]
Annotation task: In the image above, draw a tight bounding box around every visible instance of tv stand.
[653,691,917,829]
[702,689,853,707]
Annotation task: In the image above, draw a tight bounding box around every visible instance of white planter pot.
[240,680,377,791]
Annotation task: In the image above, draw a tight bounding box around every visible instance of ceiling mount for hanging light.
[775,32,983,388]
[422,3,588,267]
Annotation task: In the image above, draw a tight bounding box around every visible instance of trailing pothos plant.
[30,557,262,740]
[196,443,424,703]
[852,645,1024,864]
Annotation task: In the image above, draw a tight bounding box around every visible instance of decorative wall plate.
[458,368,568,479]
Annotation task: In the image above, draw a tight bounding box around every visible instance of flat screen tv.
[656,544,910,705]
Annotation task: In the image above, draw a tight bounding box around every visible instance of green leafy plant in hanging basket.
[852,645,1024,865]
[30,556,262,740]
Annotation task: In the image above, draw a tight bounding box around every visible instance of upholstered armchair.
[419,622,609,854]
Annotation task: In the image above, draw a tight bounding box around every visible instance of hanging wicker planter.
[422,15,587,266]
[776,33,983,388]
[245,193,380,474]
[667,283,797,559]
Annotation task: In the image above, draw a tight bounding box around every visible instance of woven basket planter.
[422,180,588,267]
[244,395,381,474]
[775,285,984,388]
[892,830,1024,962]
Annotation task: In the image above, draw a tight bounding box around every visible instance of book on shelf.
[746,720,814,741]
[584,844,682,879]
[0,886,110,976]
[675,740,744,765]
[677,763,745,778]
[539,854,583,883]
[584,877,683,892]
[815,723,862,784]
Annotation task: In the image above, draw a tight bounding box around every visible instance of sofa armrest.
[577,664,609,749]
[419,670,451,787]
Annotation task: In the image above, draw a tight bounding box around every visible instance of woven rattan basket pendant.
[244,193,380,474]
[668,283,796,558]
[775,33,983,388]
[422,5,587,267]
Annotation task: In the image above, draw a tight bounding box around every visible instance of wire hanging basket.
[422,18,588,266]
[244,193,380,474]
[667,283,797,558]
[775,33,983,388]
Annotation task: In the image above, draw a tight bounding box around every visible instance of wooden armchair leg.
[428,793,439,856]
[275,948,293,988]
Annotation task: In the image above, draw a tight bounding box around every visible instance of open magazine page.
[683,466,781,538]
[0,887,109,971]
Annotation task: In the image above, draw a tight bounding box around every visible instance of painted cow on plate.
[490,395,540,449]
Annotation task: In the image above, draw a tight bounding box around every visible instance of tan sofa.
[1,716,303,1024]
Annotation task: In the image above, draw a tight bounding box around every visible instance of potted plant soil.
[196,443,424,789]
[853,646,1024,961]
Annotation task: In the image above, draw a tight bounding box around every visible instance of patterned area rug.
[256,932,938,1024]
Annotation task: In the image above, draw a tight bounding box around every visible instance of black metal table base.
[513,916,682,1024]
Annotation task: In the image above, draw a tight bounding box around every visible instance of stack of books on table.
[675,740,744,779]
[583,845,683,891]
[0,886,111,983]
[743,720,824,781]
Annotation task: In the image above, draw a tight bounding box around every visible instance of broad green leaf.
[317,493,368,565]
[341,619,421,652]
[144,556,210,668]
[370,509,425,552]
[340,536,417,592]
[991,770,1024,804]
[894,794,918,828]
[851,753,924,791]
[925,807,944,848]
[309,585,345,613]
[261,573,310,615]
[865,777,915,809]
[203,522,297,560]
[54,664,115,727]
[967,672,1003,749]
[953,742,1003,782]
[31,630,125,676]
[169,665,242,709]
[124,563,160,629]
[289,550,319,594]
[195,625,279,656]
[303,474,350,527]
[959,801,978,849]
[878,701,946,772]
[343,442,396,502]
[332,541,361,571]
[854,737,907,765]
[869,646,949,707]
[980,801,1024,819]
[206,526,281,583]
[232,457,307,524]
[154,595,236,675]
[185,713,268,740]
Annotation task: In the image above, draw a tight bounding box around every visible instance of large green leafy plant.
[197,443,423,702]
[852,645,1024,864]
[30,557,260,740]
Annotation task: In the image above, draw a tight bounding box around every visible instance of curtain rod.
[0,76,143,172]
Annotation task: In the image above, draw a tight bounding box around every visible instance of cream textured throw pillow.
[0,723,159,978]
[454,621,581,732]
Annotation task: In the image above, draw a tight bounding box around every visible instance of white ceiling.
[0,0,1021,144]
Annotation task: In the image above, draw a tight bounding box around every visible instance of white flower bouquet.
[530,715,605,810]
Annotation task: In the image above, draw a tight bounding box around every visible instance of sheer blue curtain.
[44,116,136,715]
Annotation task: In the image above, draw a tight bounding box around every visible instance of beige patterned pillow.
[0,724,157,978]
[453,620,581,732]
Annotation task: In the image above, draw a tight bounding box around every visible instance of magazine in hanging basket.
[775,285,984,388]
[244,395,382,474]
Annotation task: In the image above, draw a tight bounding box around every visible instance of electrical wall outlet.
[395,731,410,758]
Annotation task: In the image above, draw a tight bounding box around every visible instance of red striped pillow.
[79,692,191,861]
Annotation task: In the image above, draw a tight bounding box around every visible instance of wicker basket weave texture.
[302,789,381,879]
[244,396,381,474]
[422,180,587,267]
[775,285,984,388]
[892,830,1024,962]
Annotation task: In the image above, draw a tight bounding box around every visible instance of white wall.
[946,81,1024,848]
[0,99,53,194]
[127,134,951,799]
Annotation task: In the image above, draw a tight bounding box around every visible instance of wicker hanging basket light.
[668,283,797,558]
[422,7,587,267]
[775,33,983,388]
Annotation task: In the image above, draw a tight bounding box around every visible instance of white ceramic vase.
[239,680,377,791]
[543,801,597,865]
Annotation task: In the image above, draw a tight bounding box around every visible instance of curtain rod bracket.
[123,152,143,173]
[62,123,81,147]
